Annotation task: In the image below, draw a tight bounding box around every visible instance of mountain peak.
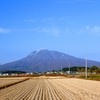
[1,50,100,72]
[36,49,49,53]
[27,49,49,57]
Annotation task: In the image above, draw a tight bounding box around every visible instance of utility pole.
[69,61,70,75]
[61,66,62,74]
[85,58,88,79]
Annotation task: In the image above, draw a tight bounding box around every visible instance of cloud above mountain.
[0,27,10,34]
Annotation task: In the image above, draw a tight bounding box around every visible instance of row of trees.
[62,66,100,74]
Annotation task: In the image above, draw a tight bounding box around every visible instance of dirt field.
[0,77,27,87]
[0,77,100,100]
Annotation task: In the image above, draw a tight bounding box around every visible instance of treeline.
[1,70,27,75]
[62,66,100,74]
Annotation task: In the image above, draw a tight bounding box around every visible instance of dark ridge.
[1,70,27,74]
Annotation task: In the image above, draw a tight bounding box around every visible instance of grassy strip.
[44,74,100,81]
[79,74,100,81]
[0,78,30,90]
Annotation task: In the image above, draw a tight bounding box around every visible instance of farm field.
[0,77,100,100]
[0,77,29,89]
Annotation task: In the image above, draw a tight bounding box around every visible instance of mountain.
[0,49,100,72]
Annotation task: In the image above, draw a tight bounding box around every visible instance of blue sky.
[0,0,100,64]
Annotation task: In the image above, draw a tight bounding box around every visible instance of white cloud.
[24,19,36,23]
[29,27,61,37]
[0,28,10,33]
[77,25,100,36]
[23,17,71,37]
[24,17,69,25]
[86,25,100,35]
[25,18,99,37]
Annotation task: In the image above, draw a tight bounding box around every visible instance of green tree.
[90,66,99,74]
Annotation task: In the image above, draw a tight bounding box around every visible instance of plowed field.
[0,77,100,100]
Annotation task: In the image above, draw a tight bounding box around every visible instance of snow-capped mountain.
[0,49,100,72]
